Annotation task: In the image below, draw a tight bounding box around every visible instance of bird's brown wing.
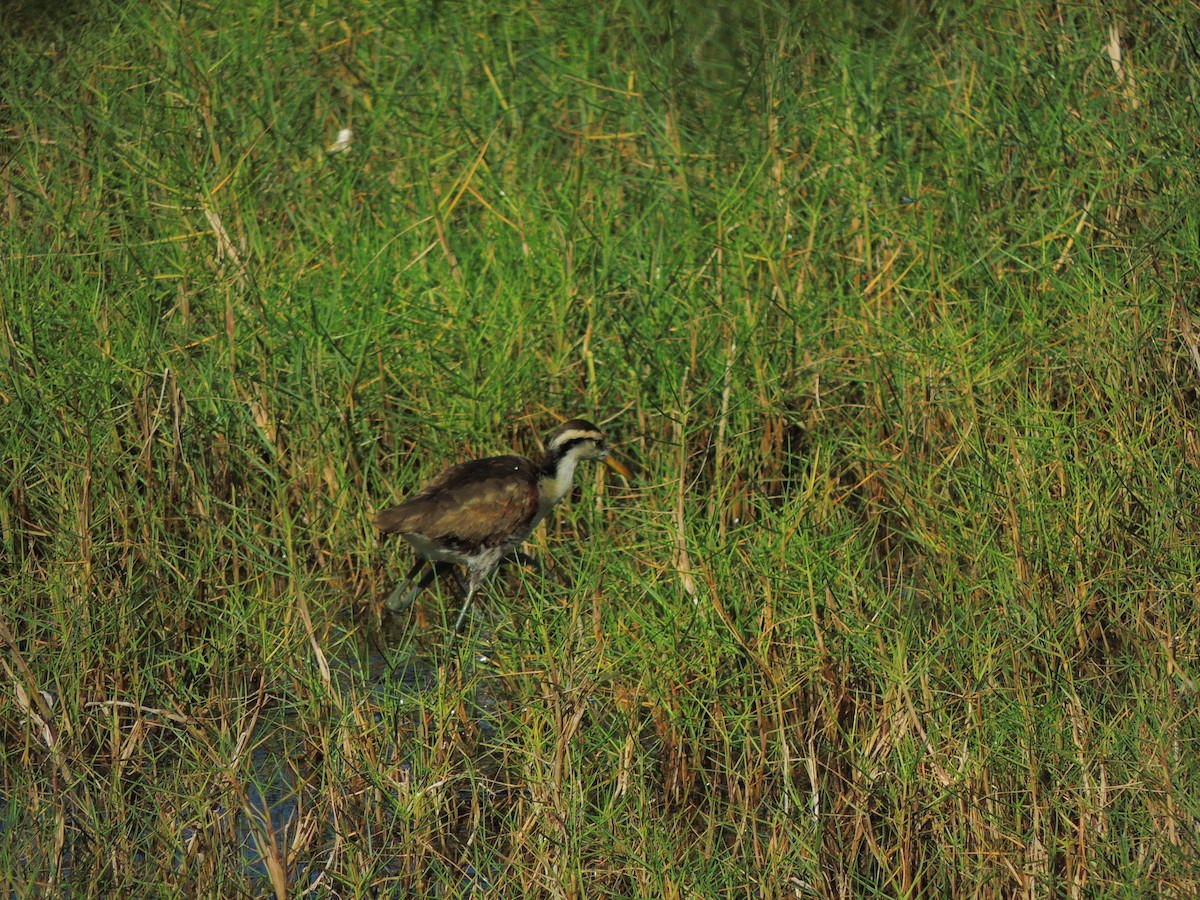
[373,456,540,545]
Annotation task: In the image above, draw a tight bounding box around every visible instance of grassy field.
[3,0,1200,895]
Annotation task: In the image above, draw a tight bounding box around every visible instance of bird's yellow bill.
[604,454,633,480]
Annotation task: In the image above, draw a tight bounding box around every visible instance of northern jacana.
[374,419,630,632]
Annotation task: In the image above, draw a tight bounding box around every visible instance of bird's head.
[543,418,632,482]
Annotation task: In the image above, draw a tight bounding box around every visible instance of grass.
[3,0,1200,895]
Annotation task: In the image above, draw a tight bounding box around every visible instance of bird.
[373,418,631,633]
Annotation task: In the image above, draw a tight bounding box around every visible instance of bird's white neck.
[535,450,583,524]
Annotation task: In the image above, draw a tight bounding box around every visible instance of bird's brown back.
[373,455,540,546]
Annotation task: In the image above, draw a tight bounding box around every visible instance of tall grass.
[3,1,1200,896]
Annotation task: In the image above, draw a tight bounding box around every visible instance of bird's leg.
[384,558,436,613]
[449,567,470,597]
[451,583,477,635]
